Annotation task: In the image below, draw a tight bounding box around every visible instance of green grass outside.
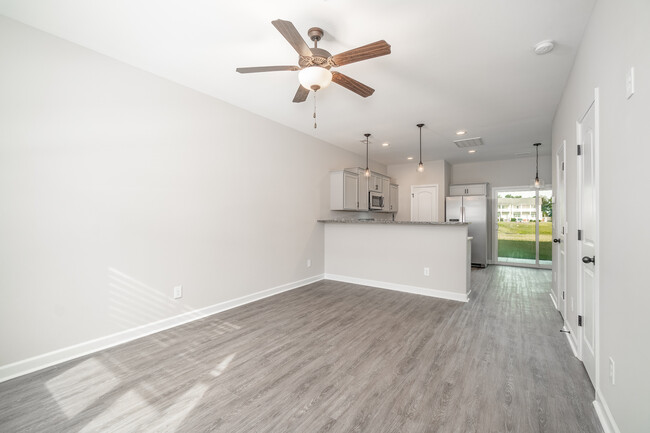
[497,221,552,260]
[498,240,552,260]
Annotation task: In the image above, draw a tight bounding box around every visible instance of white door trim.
[554,140,567,322]
[576,87,600,393]
[491,185,551,269]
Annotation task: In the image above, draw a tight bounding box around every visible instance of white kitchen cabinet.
[369,172,383,192]
[330,170,359,210]
[389,184,399,213]
[449,183,487,196]
[381,177,390,198]
[345,167,369,210]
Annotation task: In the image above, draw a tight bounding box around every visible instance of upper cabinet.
[381,177,390,197]
[389,184,399,213]
[369,172,389,193]
[331,169,397,212]
[449,183,487,196]
[330,170,359,211]
[345,167,369,210]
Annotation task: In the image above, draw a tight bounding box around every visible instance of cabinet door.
[449,185,466,196]
[381,177,390,199]
[358,172,369,211]
[389,184,399,213]
[343,172,359,210]
[466,184,486,195]
[370,173,381,192]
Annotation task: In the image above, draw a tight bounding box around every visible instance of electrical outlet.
[423,267,430,276]
[307,259,311,268]
[173,285,183,299]
[609,357,615,385]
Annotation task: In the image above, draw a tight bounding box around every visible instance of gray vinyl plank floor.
[0,266,603,432]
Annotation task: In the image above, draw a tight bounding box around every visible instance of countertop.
[317,219,469,226]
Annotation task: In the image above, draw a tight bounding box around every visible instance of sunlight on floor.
[45,358,119,419]
[78,382,210,432]
[211,353,236,377]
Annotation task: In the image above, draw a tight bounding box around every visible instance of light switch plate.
[626,67,635,99]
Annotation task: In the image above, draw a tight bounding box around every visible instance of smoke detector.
[534,40,555,55]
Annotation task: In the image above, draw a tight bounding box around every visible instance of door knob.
[582,256,595,265]
[553,238,561,243]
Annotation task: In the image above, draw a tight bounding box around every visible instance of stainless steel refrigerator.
[446,195,488,267]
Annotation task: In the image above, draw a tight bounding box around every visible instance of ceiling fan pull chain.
[313,92,317,129]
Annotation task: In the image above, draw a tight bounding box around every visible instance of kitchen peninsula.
[318,219,471,302]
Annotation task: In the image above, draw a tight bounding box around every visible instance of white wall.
[451,156,552,262]
[387,159,448,222]
[551,0,650,431]
[324,223,469,301]
[451,156,551,189]
[0,17,375,370]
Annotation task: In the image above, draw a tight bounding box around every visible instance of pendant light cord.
[364,133,371,176]
[419,126,422,164]
[416,123,425,172]
[313,92,317,129]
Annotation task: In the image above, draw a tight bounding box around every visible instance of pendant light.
[533,142,541,188]
[417,123,425,172]
[364,133,371,177]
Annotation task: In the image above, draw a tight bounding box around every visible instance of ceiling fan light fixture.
[298,66,332,91]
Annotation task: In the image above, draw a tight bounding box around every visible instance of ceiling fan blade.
[293,85,310,103]
[330,40,391,67]
[236,65,300,74]
[331,72,375,98]
[271,19,313,57]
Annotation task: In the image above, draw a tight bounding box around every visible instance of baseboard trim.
[0,274,324,383]
[563,324,579,358]
[324,274,468,303]
[594,388,620,433]
[549,291,558,310]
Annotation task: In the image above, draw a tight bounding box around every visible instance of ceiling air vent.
[454,137,483,148]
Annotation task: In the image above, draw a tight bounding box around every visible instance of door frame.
[576,88,601,390]
[554,140,567,320]
[410,184,439,222]
[491,185,552,269]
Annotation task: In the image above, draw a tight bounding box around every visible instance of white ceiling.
[0,0,596,165]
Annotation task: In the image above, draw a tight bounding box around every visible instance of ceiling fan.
[236,19,391,103]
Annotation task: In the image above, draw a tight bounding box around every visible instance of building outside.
[497,197,550,222]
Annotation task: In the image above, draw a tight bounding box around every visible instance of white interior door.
[577,94,599,387]
[411,185,438,222]
[555,142,567,320]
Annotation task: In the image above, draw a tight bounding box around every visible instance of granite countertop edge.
[317,219,469,226]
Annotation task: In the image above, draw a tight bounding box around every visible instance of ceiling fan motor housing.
[299,47,332,68]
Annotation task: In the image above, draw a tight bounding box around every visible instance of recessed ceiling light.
[468,149,477,154]
[456,130,467,136]
[534,40,555,55]
[382,142,389,147]
[407,156,413,160]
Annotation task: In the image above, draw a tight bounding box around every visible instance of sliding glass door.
[494,187,552,268]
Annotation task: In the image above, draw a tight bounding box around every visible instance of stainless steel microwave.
[369,191,384,210]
